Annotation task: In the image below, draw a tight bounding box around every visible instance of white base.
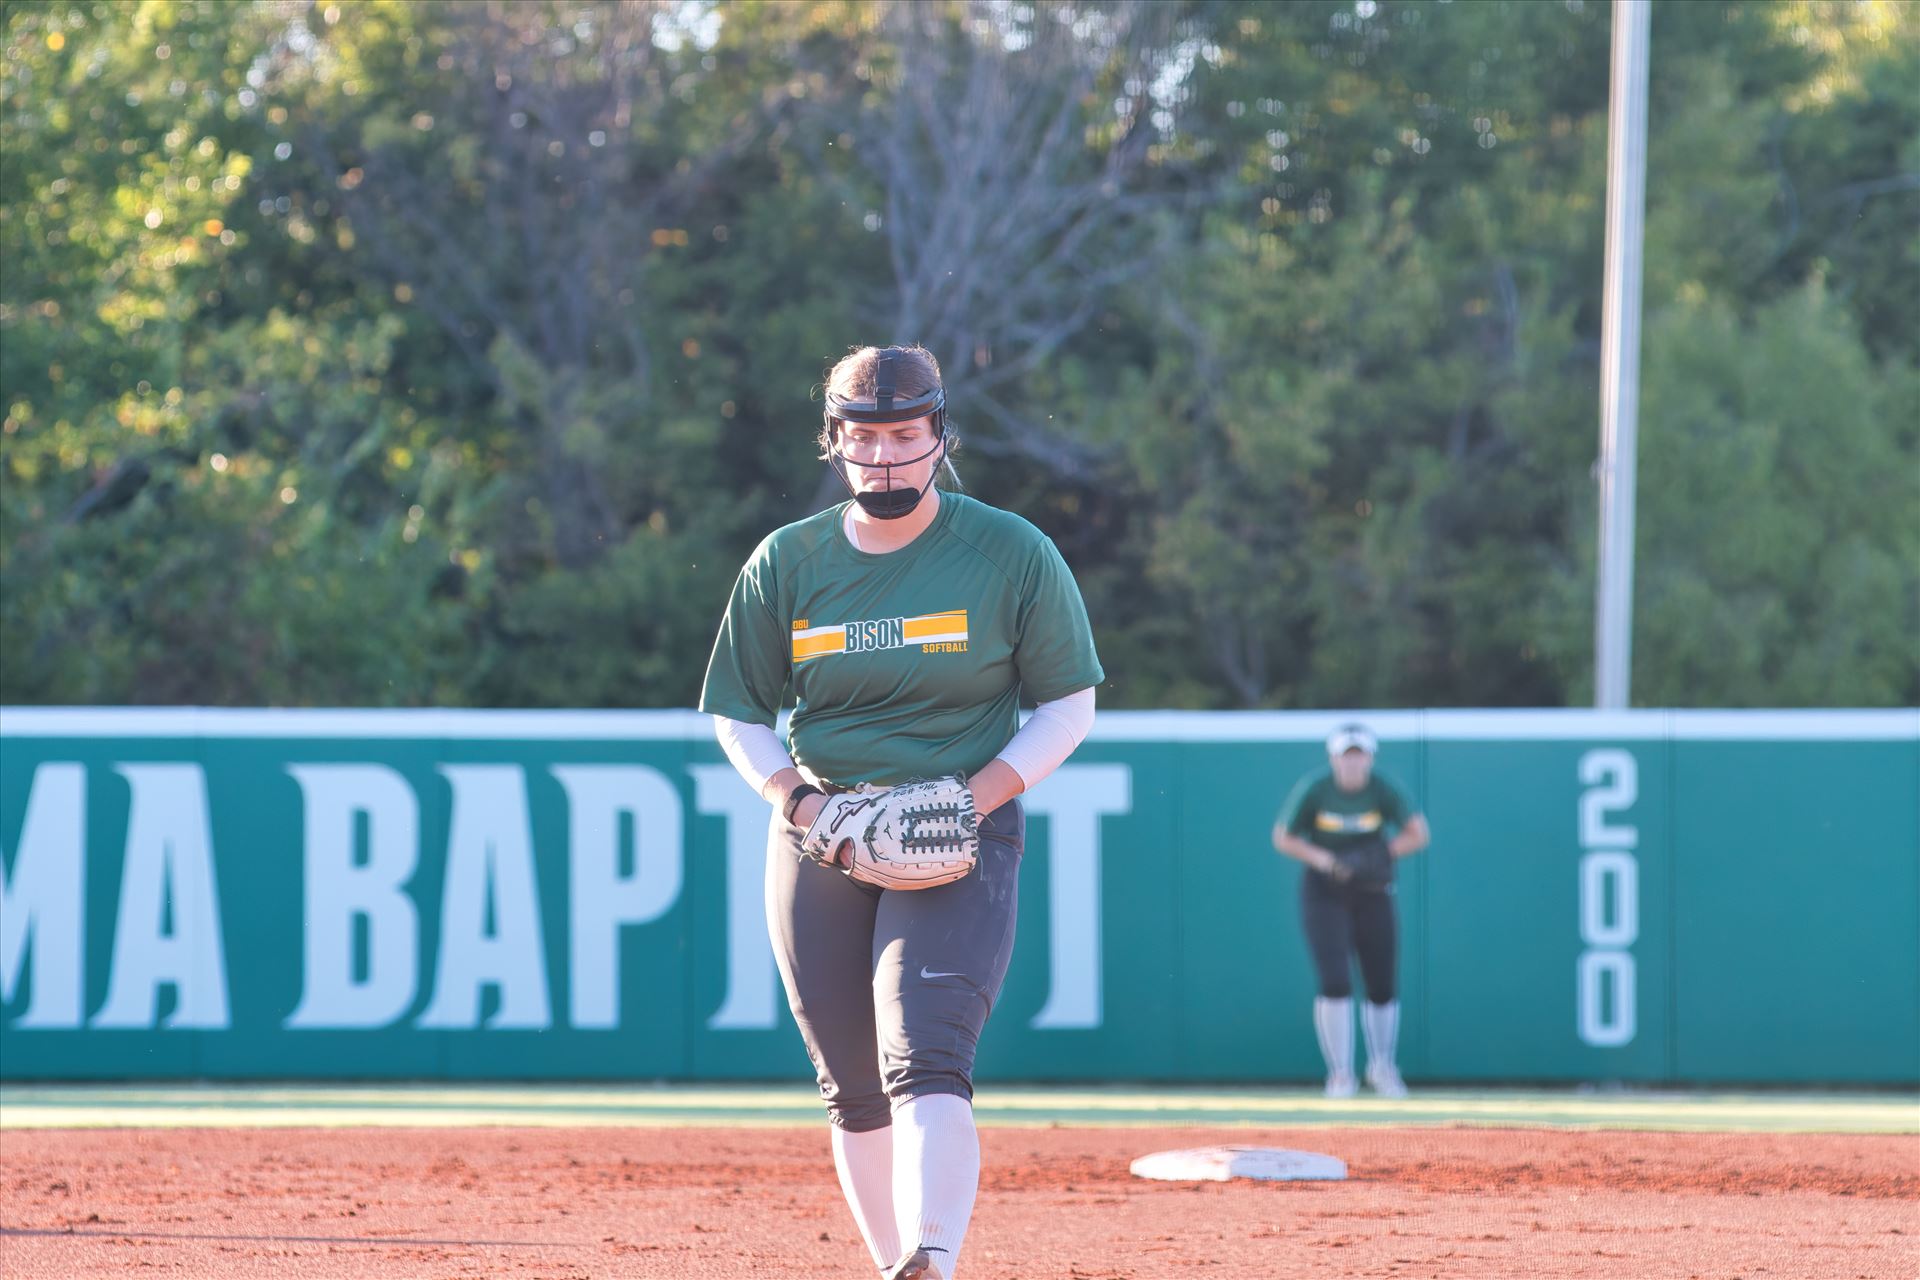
[1129,1145,1347,1182]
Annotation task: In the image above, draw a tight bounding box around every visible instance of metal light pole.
[1594,0,1651,710]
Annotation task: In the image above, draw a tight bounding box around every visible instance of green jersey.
[1280,770,1413,852]
[699,493,1104,787]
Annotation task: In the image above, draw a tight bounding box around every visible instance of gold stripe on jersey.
[792,623,846,662]
[902,609,969,645]
[792,610,970,663]
[1315,810,1384,833]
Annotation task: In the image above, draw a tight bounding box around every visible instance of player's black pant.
[765,800,1024,1133]
[1300,871,1397,1002]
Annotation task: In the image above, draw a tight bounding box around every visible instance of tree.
[4,0,1913,710]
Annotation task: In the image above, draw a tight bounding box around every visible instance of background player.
[1273,724,1432,1098]
[700,344,1104,1280]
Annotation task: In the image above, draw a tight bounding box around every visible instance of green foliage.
[2,0,1914,709]
[1618,285,1918,706]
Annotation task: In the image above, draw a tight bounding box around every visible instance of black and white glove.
[800,776,979,890]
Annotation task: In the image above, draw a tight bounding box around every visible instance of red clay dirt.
[3,1125,1915,1278]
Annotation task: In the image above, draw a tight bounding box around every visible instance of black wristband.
[782,784,824,824]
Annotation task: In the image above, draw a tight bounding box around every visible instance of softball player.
[701,344,1103,1280]
[1272,724,1431,1098]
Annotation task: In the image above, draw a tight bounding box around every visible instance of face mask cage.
[822,349,949,520]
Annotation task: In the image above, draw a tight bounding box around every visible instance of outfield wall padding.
[3,708,1915,1084]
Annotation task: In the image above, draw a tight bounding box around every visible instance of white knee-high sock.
[1362,999,1400,1071]
[1314,996,1354,1078]
[891,1093,979,1280]
[830,1124,901,1270]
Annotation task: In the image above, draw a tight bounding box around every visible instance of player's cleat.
[1323,1071,1358,1099]
[1366,1062,1409,1098]
[886,1246,942,1280]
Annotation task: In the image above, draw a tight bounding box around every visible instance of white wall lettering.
[554,765,684,1030]
[284,765,421,1029]
[1024,764,1132,1030]
[1578,949,1637,1047]
[690,765,778,1031]
[1579,850,1639,950]
[1579,749,1640,847]
[417,765,550,1030]
[1575,750,1639,1048]
[93,764,230,1029]
[1,763,86,1028]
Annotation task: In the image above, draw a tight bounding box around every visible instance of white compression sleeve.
[991,686,1095,791]
[712,715,796,797]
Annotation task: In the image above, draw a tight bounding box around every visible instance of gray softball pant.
[765,800,1024,1133]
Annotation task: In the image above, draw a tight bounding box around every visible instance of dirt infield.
[4,1124,1915,1279]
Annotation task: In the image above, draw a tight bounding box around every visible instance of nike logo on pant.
[920,966,965,980]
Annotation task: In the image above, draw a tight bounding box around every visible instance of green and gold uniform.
[701,492,1104,785]
[1280,772,1412,864]
[700,492,1102,1131]
[1280,768,1414,1002]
